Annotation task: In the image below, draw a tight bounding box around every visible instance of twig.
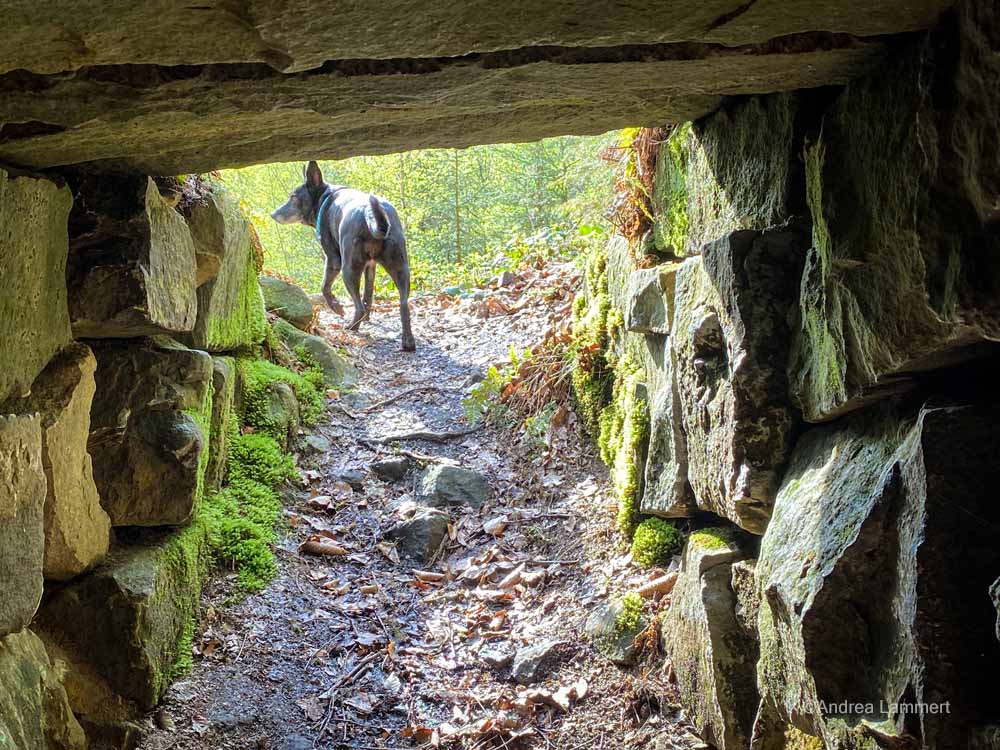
[362,385,449,413]
[315,652,380,740]
[330,402,358,420]
[373,426,479,444]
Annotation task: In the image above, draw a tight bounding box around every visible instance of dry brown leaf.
[299,536,348,557]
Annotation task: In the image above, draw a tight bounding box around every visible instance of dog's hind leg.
[321,256,345,315]
[383,261,415,352]
[362,265,376,320]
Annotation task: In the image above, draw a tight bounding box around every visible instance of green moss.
[204,478,281,592]
[203,254,267,351]
[228,432,296,487]
[157,513,211,689]
[616,592,644,632]
[653,123,692,255]
[784,727,826,750]
[571,242,615,434]
[595,355,649,536]
[631,517,682,568]
[688,527,735,551]
[292,345,327,395]
[237,356,324,438]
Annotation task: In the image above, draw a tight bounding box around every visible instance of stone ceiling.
[0,0,954,173]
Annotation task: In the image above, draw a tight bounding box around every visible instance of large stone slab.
[88,338,213,526]
[0,40,889,174]
[0,0,949,77]
[0,628,86,750]
[67,174,198,338]
[789,5,1000,422]
[37,523,209,716]
[0,167,73,404]
[8,343,111,581]
[625,265,679,336]
[757,399,1000,750]
[663,528,758,750]
[671,228,805,534]
[0,413,45,637]
[186,186,268,352]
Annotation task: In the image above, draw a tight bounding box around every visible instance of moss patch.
[596,356,649,536]
[688,526,736,551]
[237,357,324,437]
[571,242,614,434]
[652,123,691,255]
[631,517,682,568]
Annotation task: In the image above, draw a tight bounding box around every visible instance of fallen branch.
[373,426,479,444]
[362,385,449,413]
[637,571,678,598]
[316,652,380,736]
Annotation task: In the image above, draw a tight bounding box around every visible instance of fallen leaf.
[299,536,348,557]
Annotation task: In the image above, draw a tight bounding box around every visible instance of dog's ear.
[305,161,323,188]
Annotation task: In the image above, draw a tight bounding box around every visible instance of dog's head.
[271,161,326,226]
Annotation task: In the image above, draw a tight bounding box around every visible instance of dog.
[271,161,415,352]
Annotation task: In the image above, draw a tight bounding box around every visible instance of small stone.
[584,601,647,666]
[384,507,450,564]
[480,644,515,669]
[300,434,331,455]
[272,318,358,388]
[496,270,516,288]
[511,639,561,685]
[371,456,410,482]
[338,469,366,491]
[420,465,492,509]
[463,371,486,389]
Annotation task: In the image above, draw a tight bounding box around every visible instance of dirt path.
[142,270,703,750]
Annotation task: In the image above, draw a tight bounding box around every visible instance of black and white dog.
[271,161,415,352]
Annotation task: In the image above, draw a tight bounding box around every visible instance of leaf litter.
[141,261,707,750]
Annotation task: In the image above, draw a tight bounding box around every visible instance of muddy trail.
[141,265,703,750]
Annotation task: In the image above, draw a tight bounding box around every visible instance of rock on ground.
[272,318,358,387]
[511,640,561,685]
[37,524,210,717]
[671,228,804,534]
[385,506,450,564]
[585,600,647,666]
[261,276,315,331]
[0,413,45,637]
[0,167,73,404]
[88,338,213,527]
[186,185,267,352]
[420,465,492,509]
[67,174,198,338]
[663,529,758,750]
[756,398,1000,750]
[371,456,410,482]
[0,628,86,750]
[8,343,111,581]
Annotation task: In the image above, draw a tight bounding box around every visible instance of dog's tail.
[365,194,391,240]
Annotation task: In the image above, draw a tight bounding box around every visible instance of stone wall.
[583,2,1000,749]
[0,175,271,746]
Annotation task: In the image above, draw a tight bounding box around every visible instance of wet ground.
[141,268,704,750]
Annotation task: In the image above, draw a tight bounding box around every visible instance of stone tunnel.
[1,0,998,749]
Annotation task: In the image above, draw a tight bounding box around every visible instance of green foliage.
[293,345,327,394]
[570,243,614,434]
[227,433,296,487]
[219,134,619,294]
[616,592,644,632]
[462,365,509,424]
[631,518,683,568]
[238,357,324,437]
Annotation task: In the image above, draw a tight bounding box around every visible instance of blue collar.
[314,192,333,239]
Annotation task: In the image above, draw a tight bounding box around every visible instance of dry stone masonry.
[0,0,998,748]
[574,2,1000,750]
